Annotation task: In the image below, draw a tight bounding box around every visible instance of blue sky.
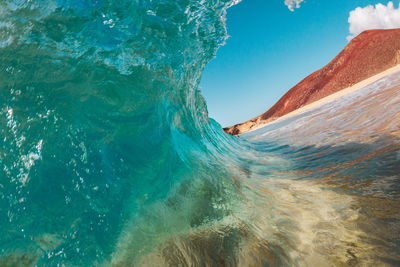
[200,0,400,127]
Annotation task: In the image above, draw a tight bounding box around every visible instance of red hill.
[224,29,400,135]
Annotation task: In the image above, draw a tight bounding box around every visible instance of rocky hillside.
[224,29,400,135]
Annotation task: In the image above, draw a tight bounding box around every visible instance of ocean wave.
[1,0,400,265]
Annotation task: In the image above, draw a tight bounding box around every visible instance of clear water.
[1,0,400,266]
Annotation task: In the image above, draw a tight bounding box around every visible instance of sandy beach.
[245,64,400,134]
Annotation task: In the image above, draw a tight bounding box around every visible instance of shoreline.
[245,64,400,134]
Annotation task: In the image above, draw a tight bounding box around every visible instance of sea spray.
[1,0,400,266]
[0,0,250,264]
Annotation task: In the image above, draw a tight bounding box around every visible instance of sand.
[246,64,400,134]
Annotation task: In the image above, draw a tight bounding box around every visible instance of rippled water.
[1,0,400,266]
[242,71,400,265]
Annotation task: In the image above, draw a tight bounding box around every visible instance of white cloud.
[285,0,304,11]
[348,1,400,40]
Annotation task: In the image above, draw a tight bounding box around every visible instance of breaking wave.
[1,0,400,265]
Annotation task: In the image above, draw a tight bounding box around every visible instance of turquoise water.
[1,0,400,265]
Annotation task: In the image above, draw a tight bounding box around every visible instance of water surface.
[1,0,400,265]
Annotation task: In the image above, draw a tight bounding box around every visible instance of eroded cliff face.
[224,29,400,135]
